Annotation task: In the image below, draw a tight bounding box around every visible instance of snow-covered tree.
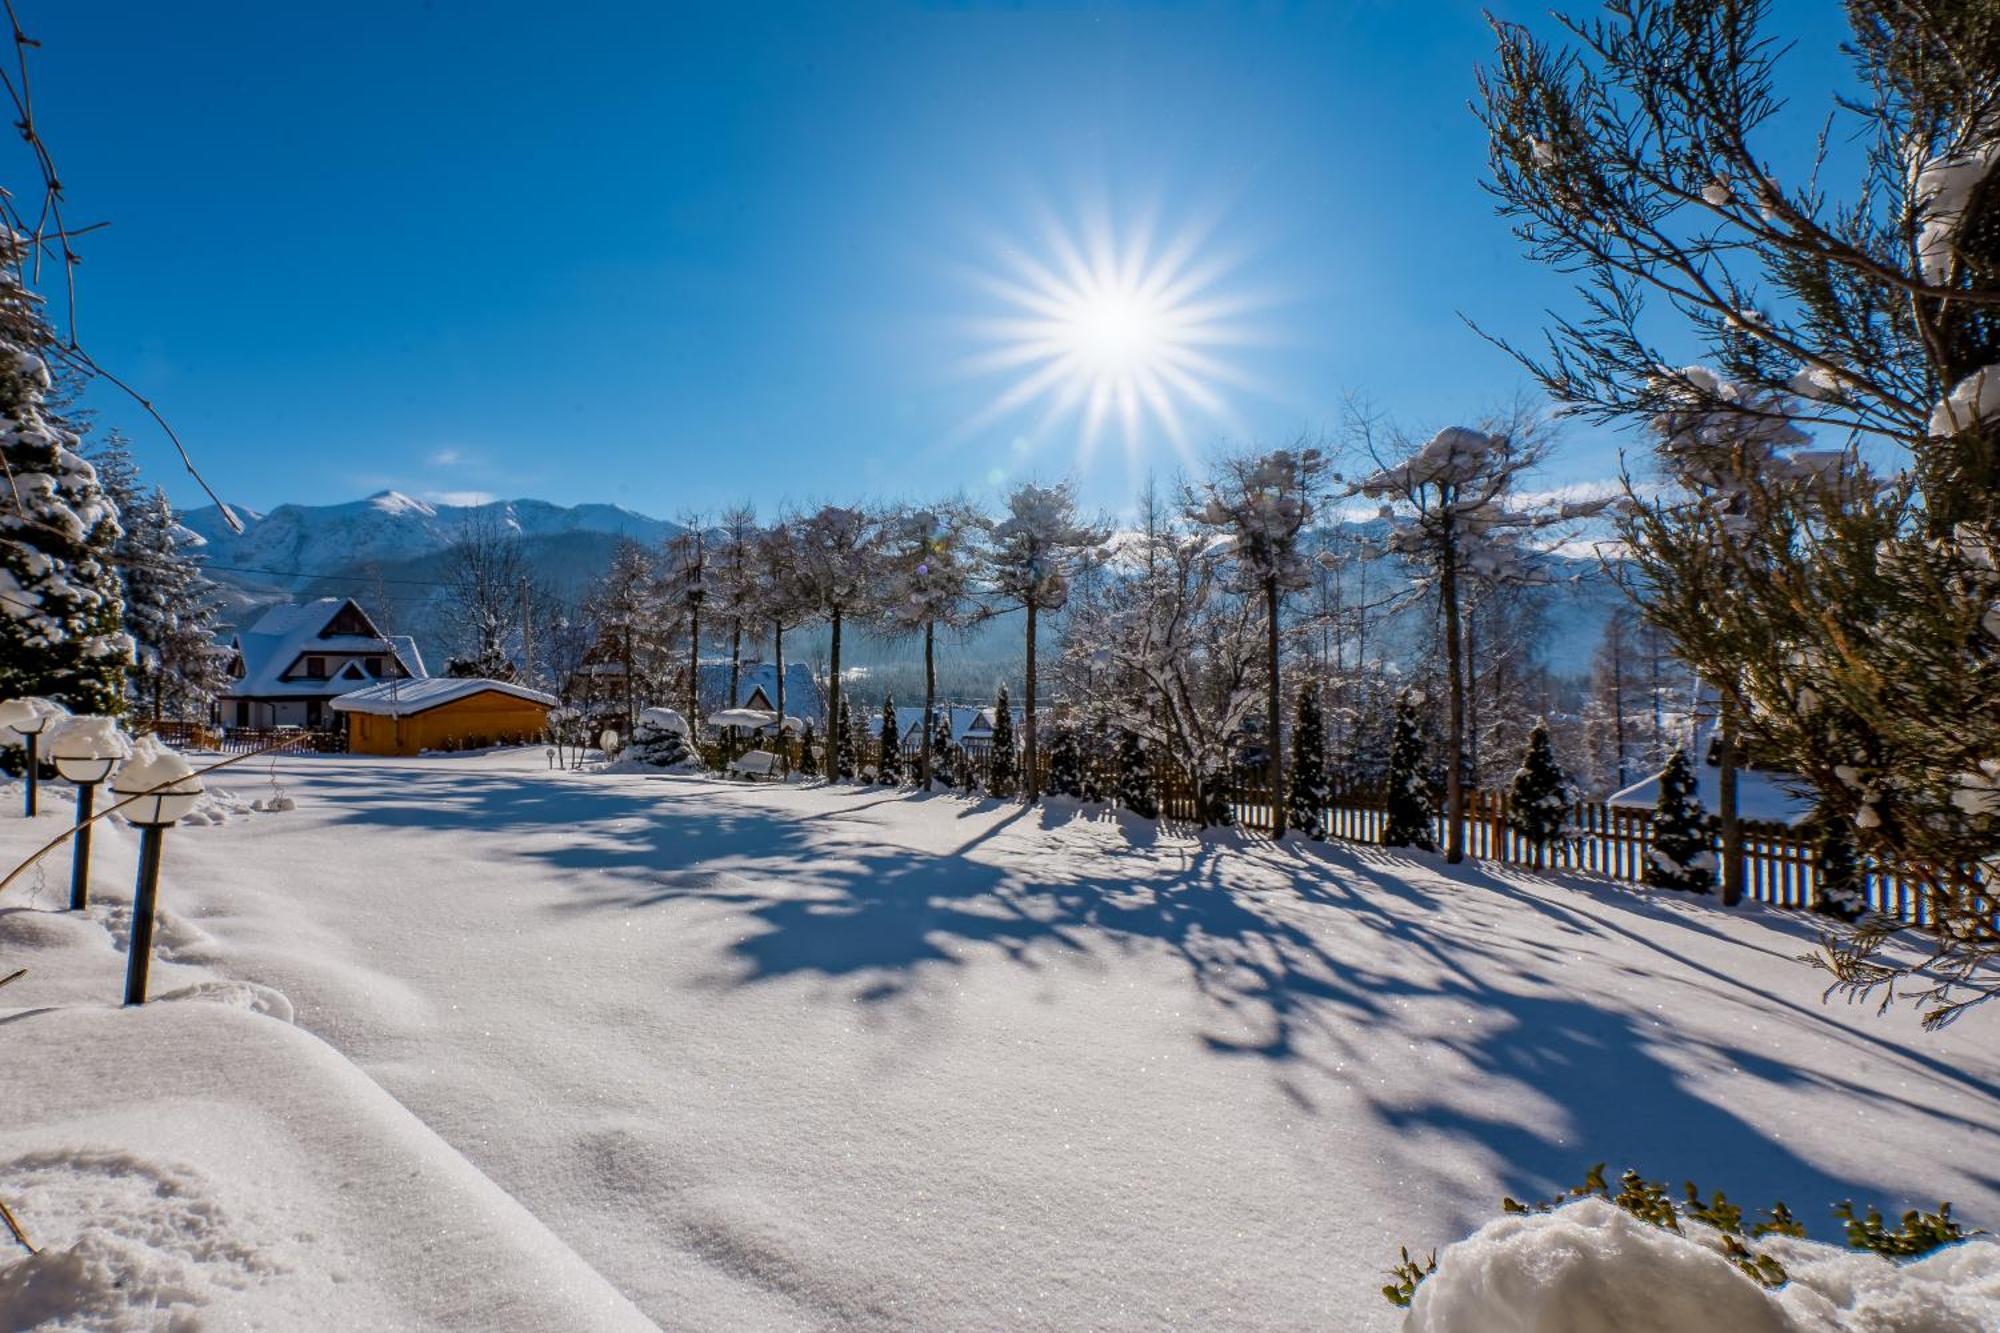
[1189,446,1330,832]
[120,486,224,723]
[0,279,129,713]
[1811,806,1868,923]
[441,508,538,682]
[791,505,881,779]
[1384,689,1437,851]
[879,502,985,789]
[1352,414,1581,863]
[752,520,811,724]
[1287,682,1329,838]
[798,720,820,778]
[987,686,1017,798]
[846,693,871,782]
[584,538,667,737]
[630,707,700,770]
[1646,747,1715,894]
[877,694,902,785]
[712,503,760,712]
[1116,728,1158,819]
[1045,722,1084,799]
[659,523,708,733]
[930,710,953,783]
[986,483,1105,800]
[1507,717,1573,869]
[1478,2,2000,1018]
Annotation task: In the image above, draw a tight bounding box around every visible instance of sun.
[958,203,1265,471]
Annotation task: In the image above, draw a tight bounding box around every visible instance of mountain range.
[178,490,1625,686]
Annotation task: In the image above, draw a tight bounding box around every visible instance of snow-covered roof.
[699,660,824,723]
[1608,765,1816,827]
[330,677,556,717]
[224,598,426,699]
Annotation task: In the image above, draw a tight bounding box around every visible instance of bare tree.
[879,501,987,789]
[987,482,1107,801]
[441,508,535,678]
[1187,445,1331,831]
[790,505,881,777]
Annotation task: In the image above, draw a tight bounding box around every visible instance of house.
[698,660,824,725]
[1609,764,1815,827]
[331,678,556,757]
[220,598,427,730]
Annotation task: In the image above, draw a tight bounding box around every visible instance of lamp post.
[0,697,69,817]
[49,716,130,911]
[110,739,204,1006]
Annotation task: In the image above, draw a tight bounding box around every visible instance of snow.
[225,598,427,701]
[1913,127,2000,284]
[1927,364,2000,439]
[7,750,2000,1329]
[1406,1196,2000,1332]
[328,676,555,717]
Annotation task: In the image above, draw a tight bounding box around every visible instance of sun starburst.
[958,203,1268,473]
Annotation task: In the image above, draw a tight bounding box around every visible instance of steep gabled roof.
[224,598,427,699]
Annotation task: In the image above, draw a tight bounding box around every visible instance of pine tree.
[1046,722,1084,799]
[877,694,903,784]
[988,687,1017,799]
[0,283,129,712]
[1646,746,1715,893]
[1384,689,1437,851]
[798,721,820,777]
[1080,719,1110,803]
[930,711,953,787]
[1811,805,1867,922]
[1116,728,1158,819]
[1287,684,1329,838]
[846,695,870,782]
[1507,717,1572,869]
[121,486,224,723]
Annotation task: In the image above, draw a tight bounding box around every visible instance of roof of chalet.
[1608,765,1816,827]
[223,599,427,699]
[330,677,557,717]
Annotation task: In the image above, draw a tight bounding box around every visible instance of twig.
[0,1195,33,1255]
[0,965,21,989]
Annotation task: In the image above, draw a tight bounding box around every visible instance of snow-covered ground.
[6,748,2000,1330]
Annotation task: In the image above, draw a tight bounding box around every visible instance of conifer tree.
[1646,746,1715,893]
[1506,717,1573,869]
[1116,728,1158,819]
[798,721,820,777]
[931,711,953,783]
[840,696,866,781]
[988,687,1017,799]
[1811,806,1868,922]
[1081,718,1110,803]
[1384,689,1437,851]
[878,694,903,785]
[0,278,129,712]
[1045,722,1083,799]
[1287,684,1329,838]
[122,486,224,723]
[630,709,697,769]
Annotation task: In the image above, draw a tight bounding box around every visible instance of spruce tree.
[1080,719,1110,804]
[630,709,697,768]
[1811,805,1868,922]
[1384,689,1437,851]
[1287,684,1329,838]
[837,696,865,781]
[929,710,953,790]
[1646,746,1715,893]
[988,687,1017,798]
[122,486,224,723]
[1506,717,1573,869]
[878,694,903,784]
[1046,722,1084,799]
[0,291,129,712]
[1116,728,1158,819]
[798,721,820,777]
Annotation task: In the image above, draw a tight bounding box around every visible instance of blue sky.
[31,0,1847,520]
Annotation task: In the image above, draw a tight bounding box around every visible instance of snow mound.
[0,1147,285,1331]
[1404,1197,2000,1333]
[151,979,296,1023]
[93,902,217,965]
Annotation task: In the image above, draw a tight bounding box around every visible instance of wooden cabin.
[331,678,556,757]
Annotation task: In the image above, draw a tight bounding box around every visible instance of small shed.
[331,678,556,757]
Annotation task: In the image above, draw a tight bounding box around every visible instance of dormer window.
[366,657,383,677]
[305,656,326,679]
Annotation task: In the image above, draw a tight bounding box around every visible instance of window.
[366,657,382,677]
[305,656,326,678]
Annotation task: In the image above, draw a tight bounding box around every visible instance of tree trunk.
[688,602,701,736]
[1440,535,1467,864]
[922,620,936,791]
[622,625,635,740]
[1023,603,1039,801]
[774,622,788,773]
[1266,578,1284,836]
[826,607,842,778]
[1718,695,1744,906]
